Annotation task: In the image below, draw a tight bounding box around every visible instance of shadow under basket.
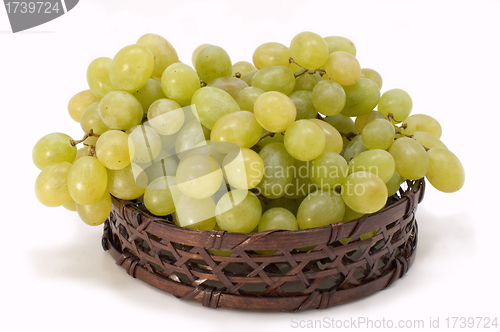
[102,180,424,312]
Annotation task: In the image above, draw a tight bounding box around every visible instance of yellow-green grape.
[355,111,386,133]
[257,142,295,199]
[360,68,383,89]
[340,78,381,117]
[289,31,329,69]
[222,148,264,190]
[176,154,222,199]
[378,89,413,123]
[325,51,361,86]
[136,33,179,80]
[175,195,217,230]
[191,86,240,130]
[232,61,256,76]
[86,57,114,98]
[310,119,343,154]
[412,131,447,150]
[147,99,184,135]
[237,86,264,113]
[426,148,465,193]
[35,162,72,207]
[348,149,395,183]
[67,90,100,123]
[210,111,262,153]
[68,156,107,205]
[293,71,321,92]
[262,196,299,215]
[142,152,178,182]
[63,199,77,211]
[215,190,261,233]
[107,163,148,200]
[323,36,356,56]
[289,61,302,72]
[323,114,358,145]
[254,91,296,132]
[310,152,348,189]
[133,78,166,114]
[144,176,175,216]
[361,118,396,150]
[252,42,292,69]
[342,205,364,222]
[251,65,296,95]
[191,44,210,67]
[284,160,317,199]
[208,77,248,99]
[195,45,232,83]
[389,137,429,180]
[342,135,367,162]
[342,171,388,214]
[284,120,325,161]
[109,44,154,92]
[297,190,345,229]
[161,63,200,107]
[385,170,401,196]
[312,80,346,116]
[95,130,132,170]
[174,120,206,158]
[84,136,98,147]
[80,102,110,135]
[401,114,442,138]
[178,141,226,169]
[241,69,258,86]
[258,131,284,149]
[74,146,89,163]
[258,207,298,232]
[127,125,162,164]
[98,91,143,131]
[77,192,112,226]
[33,133,77,170]
[288,91,317,120]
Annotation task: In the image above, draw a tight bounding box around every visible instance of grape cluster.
[33,32,464,238]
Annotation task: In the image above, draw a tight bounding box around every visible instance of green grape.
[95,130,132,170]
[426,148,465,193]
[310,152,348,190]
[195,45,232,83]
[136,33,179,79]
[107,163,148,200]
[179,141,226,169]
[355,111,386,133]
[84,136,98,147]
[288,91,317,120]
[176,154,223,199]
[360,68,383,89]
[342,135,366,162]
[253,91,296,132]
[144,176,175,216]
[142,152,178,182]
[191,44,210,67]
[297,190,345,229]
[378,89,413,122]
[208,77,248,100]
[412,131,447,150]
[289,62,302,72]
[312,79,346,116]
[361,118,395,150]
[258,207,298,232]
[385,170,401,196]
[323,114,358,145]
[289,31,329,69]
[389,137,429,180]
[241,69,258,86]
[63,199,77,212]
[251,65,295,95]
[284,160,317,199]
[232,61,256,76]
[342,205,364,222]
[284,120,325,161]
[174,120,206,158]
[261,196,299,215]
[175,194,216,230]
[161,62,200,107]
[341,171,388,214]
[80,102,110,135]
[35,162,72,207]
[74,146,89,163]
[222,148,264,190]
[348,149,395,183]
[293,71,321,92]
[340,78,381,117]
[98,91,143,131]
[236,86,264,113]
[33,133,77,170]
[67,90,100,123]
[86,57,114,98]
[109,44,154,92]
[147,99,184,135]
[258,131,284,149]
[325,51,361,86]
[77,192,112,226]
[401,114,442,138]
[323,36,356,56]
[210,111,262,153]
[133,78,166,114]
[257,142,295,199]
[252,42,292,69]
[191,86,240,130]
[68,156,108,205]
[128,125,162,164]
[310,119,343,154]
[215,190,261,233]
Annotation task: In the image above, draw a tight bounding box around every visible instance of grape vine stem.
[70,129,100,146]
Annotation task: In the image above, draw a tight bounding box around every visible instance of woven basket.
[102,179,424,312]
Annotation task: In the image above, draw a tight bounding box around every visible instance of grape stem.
[260,131,276,140]
[294,68,308,78]
[395,131,414,138]
[233,72,242,78]
[87,145,96,156]
[70,129,100,146]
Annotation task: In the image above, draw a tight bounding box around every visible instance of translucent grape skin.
[33,133,77,170]
[99,91,143,131]
[401,114,442,138]
[310,119,343,154]
[109,44,155,92]
[136,33,179,79]
[252,42,292,69]
[128,125,162,164]
[144,176,175,216]
[232,61,256,76]
[361,118,396,150]
[325,51,361,86]
[284,120,325,161]
[323,114,358,145]
[293,71,321,92]
[80,102,110,135]
[191,44,210,67]
[241,69,259,86]
[258,207,298,232]
[342,135,367,162]
[210,111,262,153]
[133,78,166,114]
[297,190,345,229]
[77,192,112,226]
[161,63,201,107]
[147,98,184,135]
[222,148,264,190]
[215,190,262,233]
[385,170,402,196]
[176,154,223,199]
[67,156,108,205]
[191,86,240,130]
[355,111,386,133]
[253,91,296,133]
[67,90,100,123]
[35,162,72,207]
[378,89,413,123]
[312,79,346,116]
[426,148,465,193]
[323,36,356,56]
[195,45,232,83]
[95,130,132,170]
[174,120,206,158]
[310,152,348,189]
[348,149,396,183]
[340,78,381,117]
[360,68,383,89]
[63,199,77,211]
[341,171,388,214]
[251,65,296,95]
[257,142,295,199]
[208,77,248,100]
[289,31,329,70]
[175,194,217,230]
[86,57,114,98]
[412,131,447,150]
[236,86,264,113]
[107,163,148,200]
[389,137,429,180]
[288,91,318,120]
[284,160,317,199]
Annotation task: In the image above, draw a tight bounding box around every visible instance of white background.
[1,0,499,331]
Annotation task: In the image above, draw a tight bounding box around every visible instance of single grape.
[378,89,413,122]
[411,131,447,150]
[176,154,223,199]
[251,65,296,95]
[174,119,206,158]
[232,61,256,76]
[98,91,143,131]
[426,148,465,193]
[256,142,295,199]
[309,119,343,154]
[147,99,184,135]
[80,102,110,135]
[310,152,348,190]
[360,68,383,89]
[312,79,346,116]
[133,78,166,114]
[175,194,217,230]
[95,130,133,170]
[385,170,402,196]
[67,90,100,123]
[289,31,329,69]
[222,148,264,190]
[74,146,89,163]
[400,114,442,138]
[258,207,298,232]
[389,137,429,180]
[342,135,366,162]
[297,190,345,229]
[195,45,232,83]
[191,86,240,130]
[288,91,317,120]
[109,44,154,92]
[241,69,258,85]
[210,111,262,153]
[254,91,296,132]
[77,192,112,226]
[354,111,386,133]
[128,125,162,164]
[341,171,388,214]
[86,57,114,98]
[342,205,364,222]
[35,162,72,207]
[136,33,179,79]
[107,163,148,200]
[252,42,292,69]
[161,62,201,107]
[33,133,76,170]
[236,86,264,113]
[144,176,175,216]
[293,71,321,92]
[179,140,226,169]
[191,44,210,67]
[63,199,77,212]
[215,190,261,233]
[284,120,325,161]
[340,78,381,117]
[361,118,395,150]
[68,156,108,205]
[325,51,361,86]
[348,149,395,183]
[208,77,248,99]
[323,36,356,56]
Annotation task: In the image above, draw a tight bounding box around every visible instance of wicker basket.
[102,179,424,312]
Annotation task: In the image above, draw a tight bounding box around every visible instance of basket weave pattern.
[102,180,424,311]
